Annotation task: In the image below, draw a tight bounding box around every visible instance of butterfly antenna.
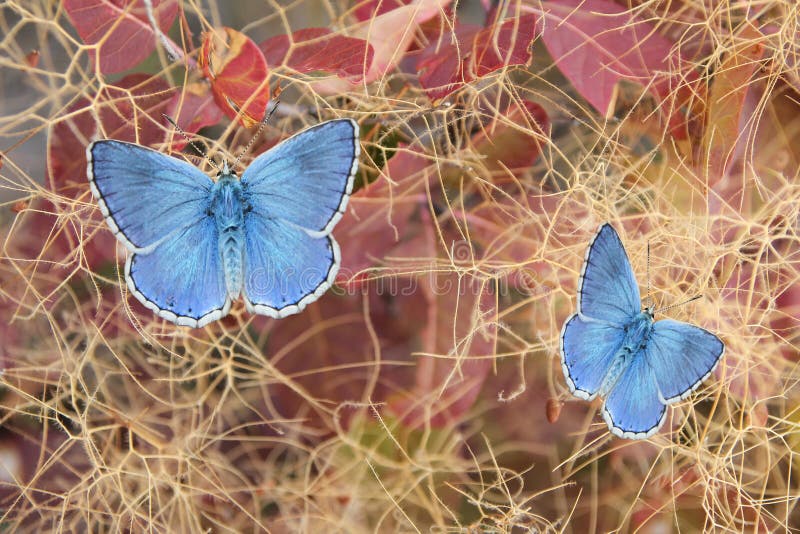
[655,294,703,315]
[162,113,221,173]
[232,99,280,171]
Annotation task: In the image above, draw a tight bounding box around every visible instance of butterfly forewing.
[240,119,359,235]
[577,224,641,324]
[87,141,213,252]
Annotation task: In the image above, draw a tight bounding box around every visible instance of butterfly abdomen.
[211,176,246,298]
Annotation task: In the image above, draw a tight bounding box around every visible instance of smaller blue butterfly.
[87,119,359,328]
[560,223,724,439]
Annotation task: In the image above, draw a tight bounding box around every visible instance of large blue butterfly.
[87,119,359,328]
[560,223,724,439]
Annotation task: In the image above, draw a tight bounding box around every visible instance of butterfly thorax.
[210,174,247,298]
[598,310,655,396]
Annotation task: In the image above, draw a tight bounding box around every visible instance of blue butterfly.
[87,119,359,328]
[560,223,724,439]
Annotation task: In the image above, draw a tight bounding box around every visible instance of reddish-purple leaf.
[336,146,432,282]
[199,27,270,127]
[46,74,174,269]
[533,0,695,118]
[417,14,537,100]
[165,83,224,150]
[63,0,179,74]
[416,25,479,100]
[260,28,373,79]
[472,14,537,77]
[352,0,411,22]
[251,287,429,431]
[49,73,173,197]
[388,275,497,428]
[312,0,451,95]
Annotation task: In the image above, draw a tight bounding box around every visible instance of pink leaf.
[49,73,174,197]
[352,0,411,22]
[417,15,537,100]
[473,14,537,76]
[260,28,373,79]
[311,0,451,95]
[46,74,174,269]
[336,146,432,282]
[416,25,479,100]
[165,83,225,150]
[63,0,179,74]
[532,0,695,118]
[199,27,270,127]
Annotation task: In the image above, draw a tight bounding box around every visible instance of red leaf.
[388,274,498,428]
[533,0,695,118]
[416,25,479,100]
[352,0,410,22]
[49,73,173,197]
[199,27,270,127]
[46,73,174,269]
[473,14,536,76]
[336,146,432,281]
[165,82,225,150]
[311,0,451,95]
[260,28,373,79]
[417,14,536,100]
[252,288,429,431]
[63,0,179,74]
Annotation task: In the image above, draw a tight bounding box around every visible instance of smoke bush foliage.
[0,0,798,531]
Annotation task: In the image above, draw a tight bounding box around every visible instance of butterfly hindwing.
[602,353,667,439]
[578,224,641,324]
[241,119,359,235]
[646,319,724,403]
[126,216,230,327]
[241,215,338,318]
[87,140,213,251]
[560,313,625,400]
